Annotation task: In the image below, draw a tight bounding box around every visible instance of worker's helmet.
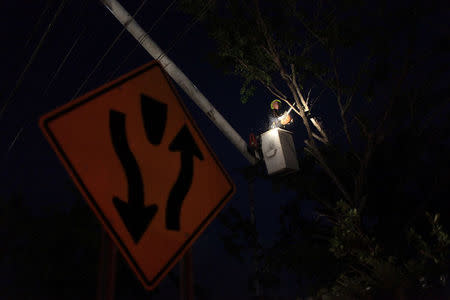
[270,99,281,110]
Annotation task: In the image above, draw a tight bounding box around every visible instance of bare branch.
[297,13,326,47]
[354,135,374,206]
[329,50,353,146]
[355,115,369,137]
[310,88,325,109]
[290,66,329,143]
[264,85,286,101]
[311,117,329,143]
[289,64,306,108]
[306,88,312,106]
[312,71,339,98]
[344,55,373,114]
[312,133,328,144]
[375,27,417,145]
[290,63,297,84]
[266,81,287,99]
[279,98,301,116]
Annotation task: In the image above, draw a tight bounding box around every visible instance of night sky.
[0,0,303,298]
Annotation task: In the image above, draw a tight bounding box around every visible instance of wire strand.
[0,0,68,121]
[23,0,53,49]
[43,27,87,97]
[4,0,88,159]
[71,0,150,100]
[156,0,214,63]
[43,0,90,96]
[105,0,179,82]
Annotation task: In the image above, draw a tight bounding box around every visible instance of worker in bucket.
[270,99,293,128]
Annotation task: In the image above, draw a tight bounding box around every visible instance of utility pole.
[100,0,256,165]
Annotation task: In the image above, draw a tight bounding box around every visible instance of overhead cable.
[0,0,68,121]
[106,0,179,82]
[4,0,88,158]
[108,0,212,81]
[42,0,90,96]
[156,0,214,63]
[24,0,53,49]
[70,0,150,100]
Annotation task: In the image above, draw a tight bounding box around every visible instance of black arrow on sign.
[166,125,204,231]
[141,94,167,145]
[110,110,158,244]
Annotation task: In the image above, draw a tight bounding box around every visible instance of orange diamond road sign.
[39,61,235,290]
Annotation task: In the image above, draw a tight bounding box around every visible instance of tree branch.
[311,117,329,143]
[290,64,329,142]
[375,27,417,145]
[330,50,353,146]
[354,135,373,208]
[312,132,328,144]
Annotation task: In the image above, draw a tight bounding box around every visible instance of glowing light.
[269,116,279,129]
[278,112,292,125]
[268,127,280,138]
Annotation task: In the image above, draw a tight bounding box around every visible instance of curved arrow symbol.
[166,125,204,231]
[110,110,157,244]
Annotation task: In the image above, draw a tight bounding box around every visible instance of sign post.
[180,248,194,300]
[39,61,235,291]
[97,230,118,300]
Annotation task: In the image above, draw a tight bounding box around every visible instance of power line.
[42,0,90,96]
[0,0,68,121]
[70,0,150,100]
[0,0,50,105]
[105,0,178,82]
[23,0,53,49]
[43,26,87,97]
[4,0,88,159]
[6,0,213,158]
[156,0,214,63]
[4,0,147,159]
[105,0,212,81]
[85,0,212,93]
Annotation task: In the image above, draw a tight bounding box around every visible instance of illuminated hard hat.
[270,99,281,109]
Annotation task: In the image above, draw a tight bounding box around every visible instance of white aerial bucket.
[260,128,299,175]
